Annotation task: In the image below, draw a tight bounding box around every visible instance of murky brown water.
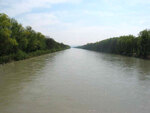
[0,48,150,113]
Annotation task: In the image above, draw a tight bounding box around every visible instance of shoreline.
[78,48,150,60]
[0,48,70,65]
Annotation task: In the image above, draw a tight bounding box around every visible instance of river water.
[0,48,150,113]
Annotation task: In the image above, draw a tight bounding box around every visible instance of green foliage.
[0,54,15,64]
[0,13,70,64]
[14,50,27,61]
[138,30,150,57]
[0,13,15,55]
[78,29,150,58]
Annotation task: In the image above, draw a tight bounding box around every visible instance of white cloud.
[129,0,150,4]
[83,10,115,17]
[0,0,82,17]
[21,13,60,27]
[17,12,74,38]
[104,0,150,4]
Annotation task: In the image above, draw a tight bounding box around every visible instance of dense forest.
[77,29,150,59]
[0,13,70,64]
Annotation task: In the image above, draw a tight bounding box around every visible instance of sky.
[0,0,150,46]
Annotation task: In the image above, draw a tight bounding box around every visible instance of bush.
[0,54,14,64]
[14,50,27,61]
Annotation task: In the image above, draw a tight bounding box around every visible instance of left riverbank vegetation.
[0,13,70,64]
[77,29,150,59]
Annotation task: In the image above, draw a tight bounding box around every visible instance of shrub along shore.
[0,13,70,64]
[77,29,150,59]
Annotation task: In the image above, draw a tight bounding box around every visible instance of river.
[0,48,150,113]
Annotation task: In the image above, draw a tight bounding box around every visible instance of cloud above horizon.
[1,0,150,45]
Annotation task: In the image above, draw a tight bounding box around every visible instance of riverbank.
[0,48,69,64]
[77,48,150,60]
[0,13,70,64]
[77,29,150,59]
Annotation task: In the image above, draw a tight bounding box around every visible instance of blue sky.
[1,0,150,45]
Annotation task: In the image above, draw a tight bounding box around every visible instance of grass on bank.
[0,48,67,64]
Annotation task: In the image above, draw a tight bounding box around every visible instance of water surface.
[0,48,150,113]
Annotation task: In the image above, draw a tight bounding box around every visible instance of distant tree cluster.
[78,30,150,58]
[0,13,70,63]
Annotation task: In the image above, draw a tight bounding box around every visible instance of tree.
[0,13,18,55]
[138,29,150,57]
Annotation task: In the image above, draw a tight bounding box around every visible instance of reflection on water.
[0,48,150,113]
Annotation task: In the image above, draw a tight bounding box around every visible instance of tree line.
[0,13,70,64]
[77,29,150,59]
